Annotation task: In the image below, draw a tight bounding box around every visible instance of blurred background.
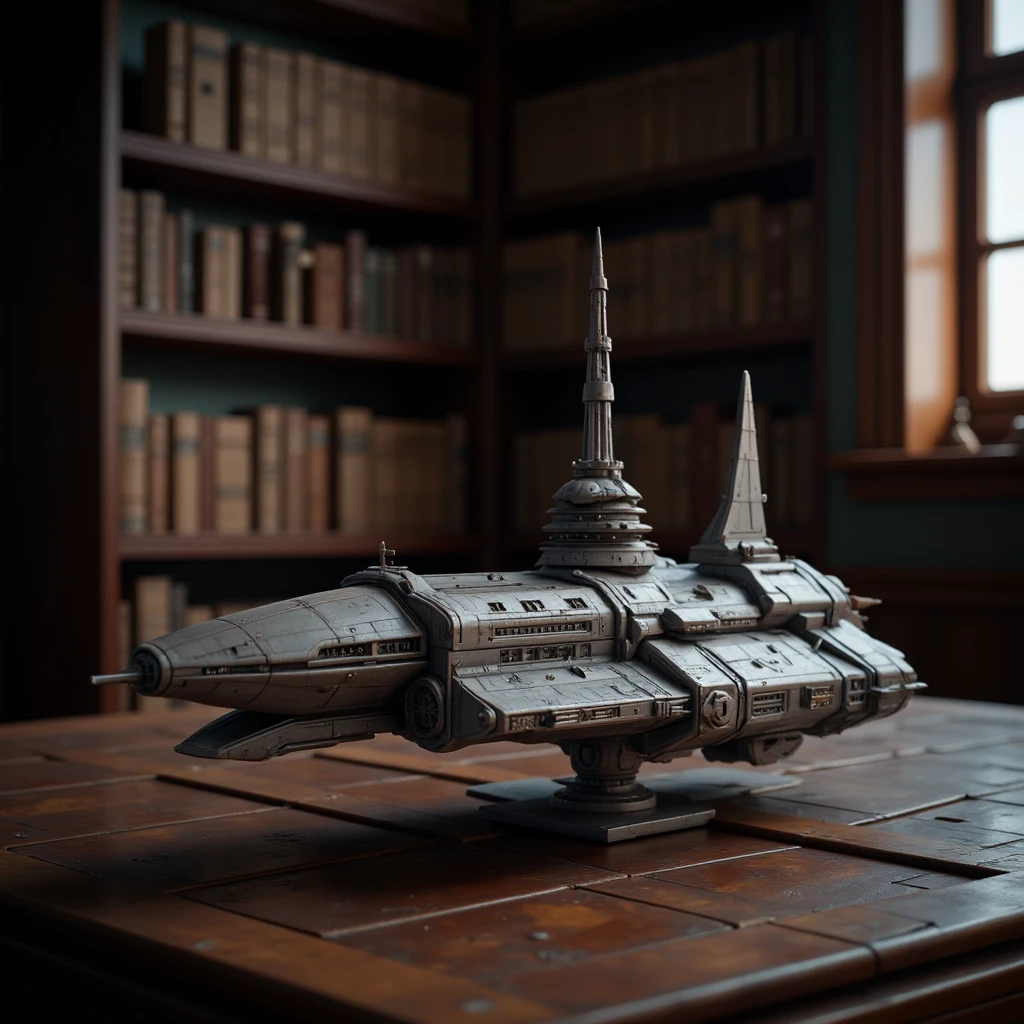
[2,0,1022,722]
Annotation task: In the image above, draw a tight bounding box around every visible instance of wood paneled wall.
[834,566,1024,705]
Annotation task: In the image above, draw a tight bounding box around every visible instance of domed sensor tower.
[93,229,924,842]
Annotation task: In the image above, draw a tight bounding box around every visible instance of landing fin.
[689,371,780,566]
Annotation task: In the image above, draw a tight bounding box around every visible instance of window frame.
[959,0,1024,435]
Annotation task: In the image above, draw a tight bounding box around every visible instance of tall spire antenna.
[689,370,780,565]
[536,228,658,575]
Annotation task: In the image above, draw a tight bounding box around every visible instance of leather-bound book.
[144,21,186,142]
[264,48,292,164]
[317,59,347,173]
[284,407,308,533]
[213,416,252,535]
[253,404,283,534]
[243,224,271,320]
[162,211,179,312]
[147,413,170,534]
[344,230,366,332]
[170,412,202,534]
[119,379,149,536]
[223,227,241,319]
[334,406,373,534]
[307,414,330,533]
[273,221,306,325]
[399,80,423,189]
[186,24,228,149]
[398,248,415,340]
[788,199,813,320]
[734,195,765,327]
[307,242,343,331]
[229,42,264,157]
[763,206,788,324]
[197,226,227,318]
[119,189,137,311]
[292,52,316,168]
[348,67,370,179]
[138,191,165,312]
[178,209,194,312]
[689,400,720,529]
[374,73,399,185]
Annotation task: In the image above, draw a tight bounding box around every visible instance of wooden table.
[1,696,1023,1024]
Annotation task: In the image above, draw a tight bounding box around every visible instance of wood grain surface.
[1,695,1023,1024]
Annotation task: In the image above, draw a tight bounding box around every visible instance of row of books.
[513,407,813,536]
[503,196,812,351]
[120,380,469,538]
[120,577,277,712]
[144,21,471,198]
[514,30,812,196]
[119,190,473,344]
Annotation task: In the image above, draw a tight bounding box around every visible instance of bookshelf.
[8,0,829,722]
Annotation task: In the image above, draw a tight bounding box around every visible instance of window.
[853,0,1024,459]
[520,599,544,611]
[565,597,587,609]
[487,602,506,612]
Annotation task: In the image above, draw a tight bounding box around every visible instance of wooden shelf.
[121,131,477,220]
[829,445,1024,501]
[506,530,817,561]
[120,532,480,562]
[502,324,813,368]
[121,309,478,367]
[505,141,813,221]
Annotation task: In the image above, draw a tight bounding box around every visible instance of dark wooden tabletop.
[1,696,1023,1024]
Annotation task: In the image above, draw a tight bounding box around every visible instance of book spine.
[344,230,366,332]
[309,242,343,330]
[243,224,271,320]
[284,407,307,533]
[144,21,186,142]
[414,245,433,342]
[307,414,330,533]
[689,400,719,529]
[364,248,381,335]
[147,413,170,534]
[186,24,228,150]
[400,80,423,189]
[178,210,194,313]
[119,189,137,310]
[223,227,241,320]
[316,59,345,173]
[198,226,226,318]
[229,42,264,157]
[213,416,252,534]
[348,68,370,180]
[446,413,468,533]
[335,406,373,533]
[171,581,188,631]
[710,200,737,329]
[200,415,216,531]
[381,250,399,336]
[264,48,292,164]
[274,221,306,325]
[375,73,399,185]
[162,212,179,312]
[119,379,149,535]
[138,191,165,312]
[170,412,201,534]
[254,404,283,534]
[292,52,316,168]
[399,248,415,340]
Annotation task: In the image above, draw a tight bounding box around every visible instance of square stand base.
[469,768,802,844]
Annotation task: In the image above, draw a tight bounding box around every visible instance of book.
[264,48,292,164]
[710,200,738,329]
[788,199,813,320]
[364,248,382,334]
[243,224,271,320]
[119,189,137,310]
[138,191,164,313]
[348,67,370,179]
[253,404,283,534]
[170,412,202,534]
[213,416,252,534]
[186,24,228,149]
[119,380,149,535]
[344,230,366,332]
[292,52,317,167]
[307,242,343,330]
[178,210,194,313]
[197,226,227,318]
[284,407,307,533]
[374,73,400,184]
[317,59,347,173]
[764,206,788,324]
[144,21,187,142]
[274,221,306,325]
[734,195,765,327]
[334,406,372,533]
[223,227,241,319]
[147,413,170,534]
[307,414,330,533]
[162,211,179,312]
[229,42,264,157]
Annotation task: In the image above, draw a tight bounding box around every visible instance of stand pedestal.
[469,739,802,844]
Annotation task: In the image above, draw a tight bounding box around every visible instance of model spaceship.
[94,229,923,835]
